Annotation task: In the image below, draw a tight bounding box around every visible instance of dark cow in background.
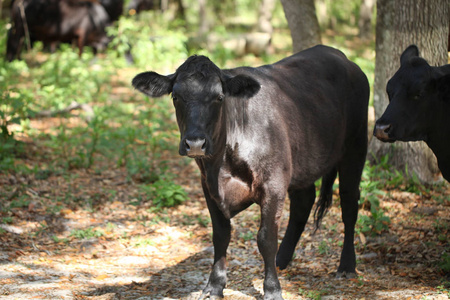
[127,0,184,15]
[374,45,450,182]
[6,0,121,61]
[127,0,159,14]
[132,45,369,299]
[99,0,124,21]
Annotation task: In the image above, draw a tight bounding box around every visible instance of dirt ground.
[0,154,449,300]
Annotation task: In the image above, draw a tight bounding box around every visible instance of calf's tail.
[313,168,338,231]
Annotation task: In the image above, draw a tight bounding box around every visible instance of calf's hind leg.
[336,138,366,278]
[276,185,315,270]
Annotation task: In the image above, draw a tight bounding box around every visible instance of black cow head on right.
[132,55,260,158]
[374,45,450,143]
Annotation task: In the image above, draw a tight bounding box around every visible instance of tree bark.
[198,0,209,36]
[280,0,322,53]
[256,0,276,34]
[370,0,449,183]
[174,0,185,20]
[358,0,375,40]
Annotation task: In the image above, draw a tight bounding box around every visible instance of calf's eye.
[413,92,422,101]
[217,94,224,102]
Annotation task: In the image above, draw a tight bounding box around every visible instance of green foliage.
[197,215,210,227]
[358,154,445,236]
[141,177,188,209]
[70,227,104,240]
[298,287,327,300]
[357,210,390,236]
[437,281,450,296]
[107,15,188,69]
[318,0,362,30]
[318,239,331,255]
[358,160,390,236]
[52,235,69,244]
[0,33,114,172]
[134,237,156,247]
[2,216,13,224]
[239,231,255,242]
[9,198,31,209]
[35,46,111,109]
[0,58,31,167]
[440,252,450,274]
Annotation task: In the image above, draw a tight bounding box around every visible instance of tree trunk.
[315,0,327,30]
[256,0,276,34]
[358,0,374,40]
[280,0,322,53]
[174,0,185,20]
[370,0,449,184]
[198,0,209,36]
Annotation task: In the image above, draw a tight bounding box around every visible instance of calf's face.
[171,74,226,157]
[132,56,260,158]
[374,45,439,143]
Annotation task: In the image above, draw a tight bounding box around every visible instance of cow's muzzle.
[184,138,207,158]
[373,123,394,142]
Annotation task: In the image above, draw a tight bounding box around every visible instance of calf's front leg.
[198,189,231,299]
[258,194,285,300]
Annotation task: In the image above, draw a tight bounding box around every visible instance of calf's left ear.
[224,74,261,99]
[132,71,175,97]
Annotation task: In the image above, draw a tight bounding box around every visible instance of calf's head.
[132,55,260,158]
[374,45,450,143]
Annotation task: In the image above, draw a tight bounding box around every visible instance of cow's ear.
[400,45,419,65]
[132,71,175,97]
[224,74,261,99]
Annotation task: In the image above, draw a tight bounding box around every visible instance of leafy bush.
[70,227,104,239]
[358,161,391,235]
[35,46,112,110]
[107,15,189,70]
[0,58,32,167]
[440,252,450,274]
[141,178,188,209]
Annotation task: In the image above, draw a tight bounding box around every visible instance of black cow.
[374,45,450,182]
[132,45,369,299]
[99,0,124,21]
[6,0,111,61]
[127,0,159,14]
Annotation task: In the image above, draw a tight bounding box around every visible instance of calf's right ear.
[132,71,174,97]
[400,45,419,65]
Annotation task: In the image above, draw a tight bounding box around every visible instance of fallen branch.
[31,101,95,121]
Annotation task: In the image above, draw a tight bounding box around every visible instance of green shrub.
[440,252,450,273]
[70,227,104,239]
[142,178,188,209]
[358,161,390,235]
[107,15,189,70]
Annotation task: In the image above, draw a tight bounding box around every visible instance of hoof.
[263,293,284,300]
[197,292,223,300]
[336,271,357,279]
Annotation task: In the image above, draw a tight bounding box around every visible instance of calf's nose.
[185,138,206,157]
[373,123,391,141]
